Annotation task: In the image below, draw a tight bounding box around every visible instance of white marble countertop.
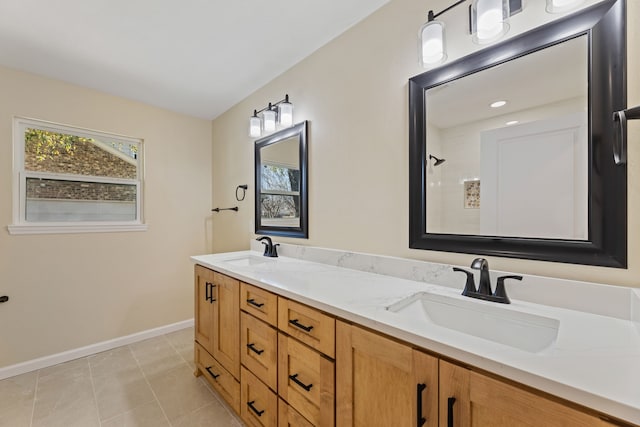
[192,250,640,425]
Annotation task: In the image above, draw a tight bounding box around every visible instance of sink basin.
[222,255,271,267]
[386,292,559,353]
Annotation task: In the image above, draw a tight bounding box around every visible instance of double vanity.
[191,243,640,426]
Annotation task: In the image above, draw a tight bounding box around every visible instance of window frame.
[9,117,147,235]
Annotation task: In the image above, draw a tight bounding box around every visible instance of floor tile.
[129,336,186,378]
[0,371,37,427]
[147,363,214,423]
[100,400,170,427]
[88,346,138,378]
[0,327,240,427]
[166,328,195,368]
[92,368,156,421]
[172,400,242,427]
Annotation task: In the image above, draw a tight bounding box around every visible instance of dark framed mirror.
[409,0,627,267]
[255,121,308,238]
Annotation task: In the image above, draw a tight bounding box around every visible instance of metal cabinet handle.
[205,366,220,380]
[288,319,313,332]
[205,282,216,303]
[417,383,427,426]
[247,400,265,417]
[246,343,264,355]
[447,397,456,427]
[289,373,313,391]
[246,298,264,308]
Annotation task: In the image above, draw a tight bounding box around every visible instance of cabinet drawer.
[278,298,335,358]
[241,282,278,326]
[195,342,239,413]
[279,398,314,427]
[241,312,278,391]
[278,334,335,427]
[241,367,278,427]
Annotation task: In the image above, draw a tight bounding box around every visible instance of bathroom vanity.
[191,244,640,427]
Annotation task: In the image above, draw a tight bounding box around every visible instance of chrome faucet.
[256,236,279,257]
[452,258,522,304]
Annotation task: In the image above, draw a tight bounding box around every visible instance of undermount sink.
[386,292,559,353]
[222,255,271,267]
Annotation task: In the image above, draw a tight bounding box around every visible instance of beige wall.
[0,66,213,367]
[212,0,640,288]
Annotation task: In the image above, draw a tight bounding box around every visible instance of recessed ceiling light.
[506,120,519,125]
[490,100,507,108]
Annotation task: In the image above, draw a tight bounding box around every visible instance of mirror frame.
[409,0,627,267]
[255,121,309,238]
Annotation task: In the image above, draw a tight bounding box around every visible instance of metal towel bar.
[613,105,640,165]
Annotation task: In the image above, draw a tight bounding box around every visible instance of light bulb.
[472,0,510,44]
[419,20,447,67]
[546,0,584,13]
[263,109,276,132]
[249,114,261,138]
[279,101,293,127]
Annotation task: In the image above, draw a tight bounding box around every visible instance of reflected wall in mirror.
[255,121,308,238]
[409,0,627,267]
[426,36,588,240]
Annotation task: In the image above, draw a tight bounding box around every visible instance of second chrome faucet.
[453,258,522,304]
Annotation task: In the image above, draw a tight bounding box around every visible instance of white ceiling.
[427,35,588,129]
[0,0,388,119]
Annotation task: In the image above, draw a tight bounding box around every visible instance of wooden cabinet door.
[439,360,605,427]
[212,272,240,379]
[336,321,438,427]
[194,265,215,354]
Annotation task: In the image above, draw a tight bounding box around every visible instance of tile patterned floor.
[0,327,244,427]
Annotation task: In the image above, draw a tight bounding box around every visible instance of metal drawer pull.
[247,400,265,417]
[0,295,8,303]
[247,343,264,355]
[447,397,456,427]
[205,282,216,303]
[289,373,313,391]
[205,366,220,380]
[417,383,427,426]
[246,298,265,308]
[289,319,314,332]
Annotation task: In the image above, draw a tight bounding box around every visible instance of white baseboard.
[0,318,194,381]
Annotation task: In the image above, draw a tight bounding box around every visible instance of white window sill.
[7,223,148,235]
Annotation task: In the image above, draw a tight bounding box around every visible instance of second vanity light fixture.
[419,0,584,67]
[249,94,294,138]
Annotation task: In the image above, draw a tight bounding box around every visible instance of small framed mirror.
[255,121,308,238]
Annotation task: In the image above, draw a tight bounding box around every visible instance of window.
[260,162,301,227]
[9,117,146,234]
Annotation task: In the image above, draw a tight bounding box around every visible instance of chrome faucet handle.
[453,267,476,296]
[494,275,522,304]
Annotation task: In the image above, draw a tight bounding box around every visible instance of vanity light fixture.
[248,94,294,138]
[546,0,585,14]
[418,0,522,67]
[490,100,507,108]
